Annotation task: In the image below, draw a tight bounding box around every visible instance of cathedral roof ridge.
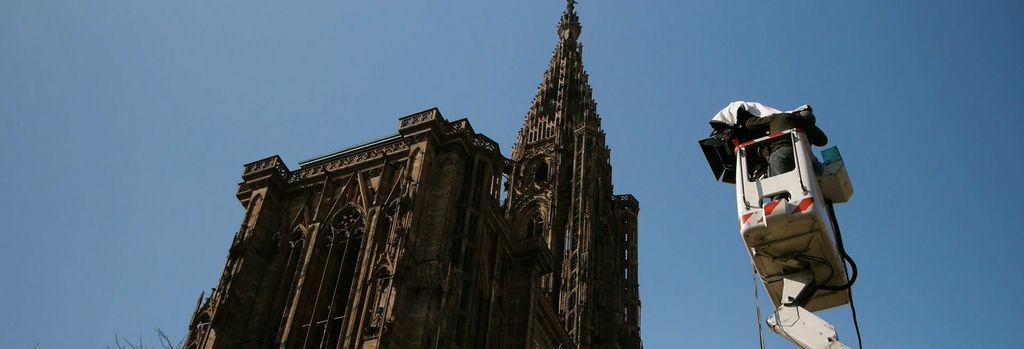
[298,134,402,168]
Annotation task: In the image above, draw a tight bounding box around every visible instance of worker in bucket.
[744,105,828,177]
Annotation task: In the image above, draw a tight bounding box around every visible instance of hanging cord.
[817,201,857,291]
[822,200,864,348]
[751,263,766,349]
[848,287,864,348]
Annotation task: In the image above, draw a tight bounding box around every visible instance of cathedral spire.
[511,0,600,160]
[504,3,641,348]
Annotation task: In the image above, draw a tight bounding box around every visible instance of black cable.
[801,254,835,286]
[822,200,864,348]
[848,287,864,349]
[818,201,858,291]
[818,254,857,291]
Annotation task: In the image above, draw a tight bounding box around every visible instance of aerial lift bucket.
[700,102,859,349]
[735,129,853,311]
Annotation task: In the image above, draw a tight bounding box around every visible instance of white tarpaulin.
[710,101,811,127]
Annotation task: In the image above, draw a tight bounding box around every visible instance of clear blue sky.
[2,1,1021,348]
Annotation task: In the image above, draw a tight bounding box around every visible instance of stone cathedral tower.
[182,2,640,349]
[506,1,641,348]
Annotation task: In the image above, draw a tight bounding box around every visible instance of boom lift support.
[700,102,858,349]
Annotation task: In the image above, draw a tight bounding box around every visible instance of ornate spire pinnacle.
[559,0,581,42]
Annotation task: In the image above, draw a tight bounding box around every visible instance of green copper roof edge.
[298,134,402,168]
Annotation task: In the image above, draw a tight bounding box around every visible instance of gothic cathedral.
[183,2,641,348]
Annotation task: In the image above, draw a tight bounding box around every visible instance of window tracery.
[287,206,365,349]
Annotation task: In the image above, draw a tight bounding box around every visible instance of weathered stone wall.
[183,109,570,349]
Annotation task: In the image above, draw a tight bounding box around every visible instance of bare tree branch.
[155,328,175,349]
[107,328,181,349]
[113,333,125,349]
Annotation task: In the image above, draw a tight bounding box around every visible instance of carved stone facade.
[183,2,640,349]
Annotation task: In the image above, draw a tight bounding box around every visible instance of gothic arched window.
[288,206,365,349]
